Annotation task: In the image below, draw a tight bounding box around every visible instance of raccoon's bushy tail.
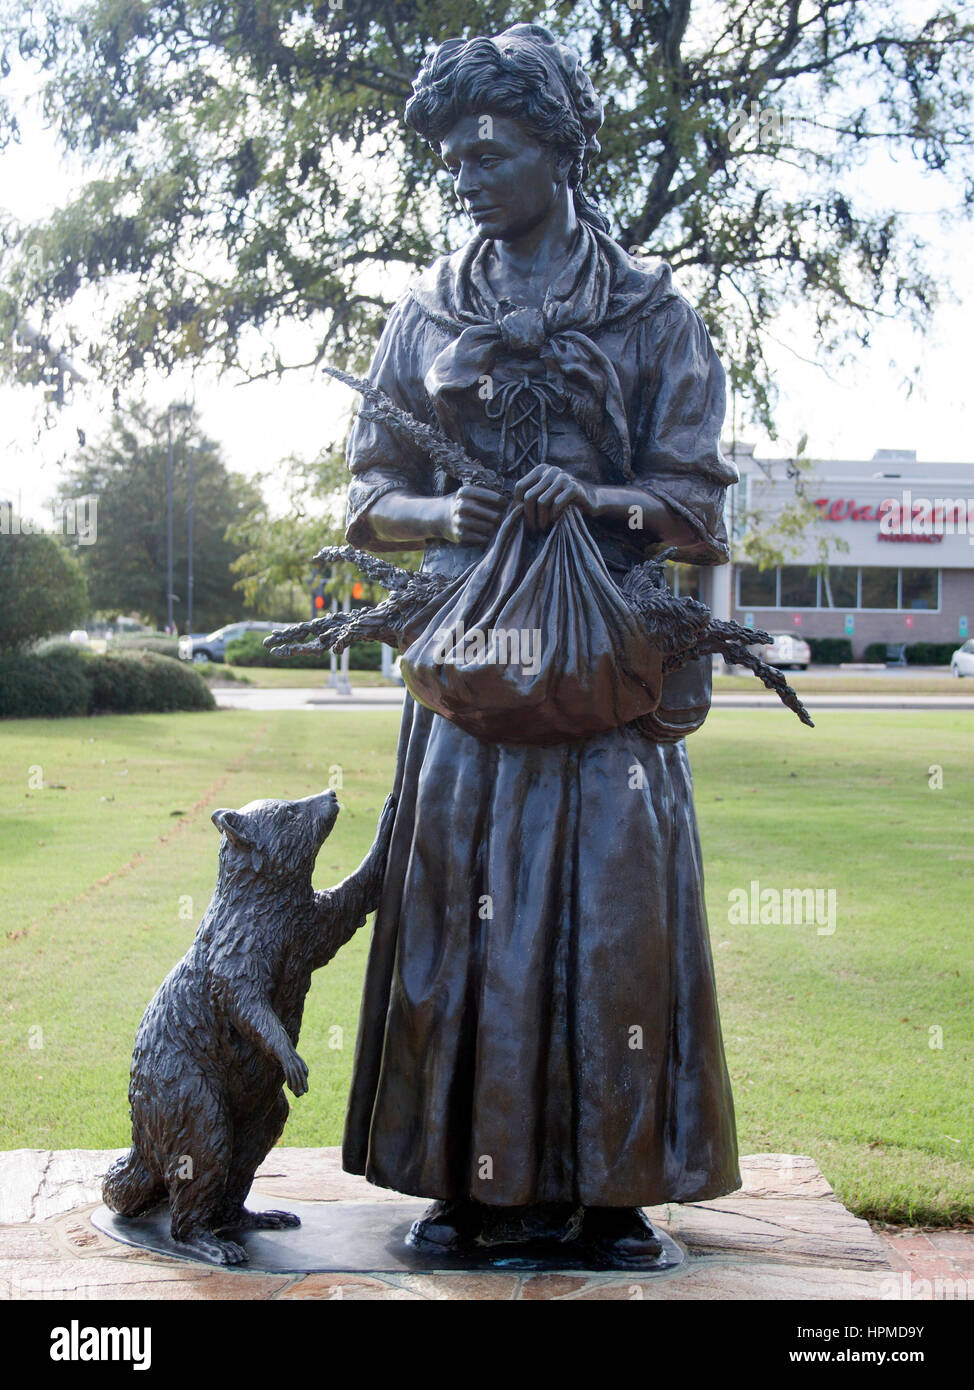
[102,1148,161,1217]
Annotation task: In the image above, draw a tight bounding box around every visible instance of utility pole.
[166,402,192,633]
[187,442,195,633]
[187,441,215,634]
[338,588,352,695]
[328,596,339,689]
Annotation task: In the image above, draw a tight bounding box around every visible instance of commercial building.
[698,446,973,658]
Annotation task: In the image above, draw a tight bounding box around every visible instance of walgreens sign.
[815,493,974,544]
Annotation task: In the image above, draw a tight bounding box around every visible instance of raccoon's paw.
[240,1208,301,1231]
[177,1231,249,1266]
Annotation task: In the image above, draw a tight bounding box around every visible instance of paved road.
[213,685,974,713]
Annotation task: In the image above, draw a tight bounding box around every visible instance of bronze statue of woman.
[340,22,741,1266]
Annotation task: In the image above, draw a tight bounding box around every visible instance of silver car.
[951,640,974,677]
[751,632,811,671]
[178,621,285,664]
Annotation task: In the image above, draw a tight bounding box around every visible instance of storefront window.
[900,567,939,610]
[779,566,819,608]
[738,566,777,607]
[822,566,859,608]
[860,568,899,609]
[735,564,940,612]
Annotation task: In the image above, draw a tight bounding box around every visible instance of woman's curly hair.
[404,23,610,234]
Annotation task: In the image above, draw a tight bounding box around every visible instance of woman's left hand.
[513,465,595,531]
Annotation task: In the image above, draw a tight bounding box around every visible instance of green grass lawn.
[1,706,971,1226]
[713,673,965,695]
[221,665,970,694]
[213,665,394,689]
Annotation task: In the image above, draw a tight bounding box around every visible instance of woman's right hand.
[440,485,508,546]
[364,487,506,546]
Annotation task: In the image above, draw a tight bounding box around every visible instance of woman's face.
[440,113,568,240]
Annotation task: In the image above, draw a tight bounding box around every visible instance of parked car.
[749,631,811,671]
[178,632,211,662]
[178,621,285,664]
[950,639,974,677]
[68,629,89,645]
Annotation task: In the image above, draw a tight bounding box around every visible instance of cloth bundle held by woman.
[399,503,665,745]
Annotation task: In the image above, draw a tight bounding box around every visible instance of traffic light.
[351,581,364,601]
[311,580,327,617]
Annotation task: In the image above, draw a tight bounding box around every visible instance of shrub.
[350,641,383,671]
[225,632,291,666]
[0,649,214,719]
[133,653,215,710]
[0,527,89,650]
[863,640,956,666]
[198,663,251,684]
[0,646,90,718]
[904,642,957,666]
[85,652,154,712]
[225,631,384,670]
[805,637,853,665]
[110,634,180,659]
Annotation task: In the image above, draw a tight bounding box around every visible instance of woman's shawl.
[345,224,738,564]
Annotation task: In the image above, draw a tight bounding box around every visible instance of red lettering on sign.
[876,532,943,543]
[813,497,920,524]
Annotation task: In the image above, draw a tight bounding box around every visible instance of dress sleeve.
[630,296,739,565]
[345,294,438,552]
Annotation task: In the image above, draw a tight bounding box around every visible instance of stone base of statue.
[91,1198,685,1274]
[2,1148,905,1300]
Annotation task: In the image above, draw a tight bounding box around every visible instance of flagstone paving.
[0,1148,969,1300]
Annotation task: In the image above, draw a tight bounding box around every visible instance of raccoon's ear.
[211,809,252,850]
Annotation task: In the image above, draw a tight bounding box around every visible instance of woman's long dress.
[340,224,742,1207]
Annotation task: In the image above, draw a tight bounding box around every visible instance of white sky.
[2,46,973,527]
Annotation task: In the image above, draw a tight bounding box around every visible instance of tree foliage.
[228,447,348,610]
[58,402,263,631]
[0,524,89,649]
[227,445,422,607]
[730,436,850,573]
[1,1,972,429]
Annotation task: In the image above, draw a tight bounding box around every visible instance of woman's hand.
[363,489,505,546]
[513,466,595,531]
[441,484,508,545]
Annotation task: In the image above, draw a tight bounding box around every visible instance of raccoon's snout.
[316,788,341,832]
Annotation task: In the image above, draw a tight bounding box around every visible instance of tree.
[0,524,88,649]
[58,402,263,632]
[228,445,422,611]
[228,448,349,612]
[729,434,850,575]
[1,1,972,430]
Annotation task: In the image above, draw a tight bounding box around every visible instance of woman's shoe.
[579,1207,665,1267]
[475,1203,583,1249]
[406,1198,481,1253]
